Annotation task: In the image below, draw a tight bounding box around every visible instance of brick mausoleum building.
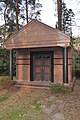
[4,20,72,86]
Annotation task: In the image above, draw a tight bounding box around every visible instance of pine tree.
[0,0,42,40]
[62,2,75,35]
[23,0,42,23]
[57,0,62,30]
[54,0,75,35]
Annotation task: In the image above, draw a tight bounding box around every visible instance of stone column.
[10,49,13,80]
[63,47,68,83]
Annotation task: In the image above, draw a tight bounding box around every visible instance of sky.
[41,0,56,28]
[40,0,80,37]
[0,0,80,37]
[64,0,80,37]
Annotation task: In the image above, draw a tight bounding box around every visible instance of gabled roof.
[4,19,70,50]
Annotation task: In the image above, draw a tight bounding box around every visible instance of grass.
[0,108,25,120]
[0,76,50,120]
[0,89,50,120]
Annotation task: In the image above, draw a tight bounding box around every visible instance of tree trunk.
[26,0,28,23]
[4,4,7,40]
[16,0,19,30]
[57,0,62,30]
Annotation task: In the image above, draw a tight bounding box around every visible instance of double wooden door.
[31,52,53,81]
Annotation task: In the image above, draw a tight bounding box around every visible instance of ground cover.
[0,79,80,120]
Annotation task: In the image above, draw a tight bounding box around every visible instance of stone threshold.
[14,80,52,90]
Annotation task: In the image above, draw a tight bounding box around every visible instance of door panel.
[32,52,53,81]
[36,67,41,73]
[35,60,41,65]
[44,60,50,65]
[44,67,49,73]
[44,74,50,81]
[36,74,41,81]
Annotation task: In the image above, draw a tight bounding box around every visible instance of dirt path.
[38,79,80,120]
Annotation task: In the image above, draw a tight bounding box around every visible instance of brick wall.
[16,49,30,81]
[54,47,63,83]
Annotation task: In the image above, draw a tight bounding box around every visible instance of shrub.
[50,83,70,93]
[0,48,9,76]
[0,76,13,89]
[0,48,16,76]
[73,51,80,78]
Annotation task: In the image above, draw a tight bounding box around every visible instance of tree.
[23,0,42,23]
[25,0,28,23]
[54,0,75,35]
[16,0,19,30]
[0,0,17,38]
[57,0,62,30]
[0,0,25,34]
[0,0,42,31]
[62,2,75,36]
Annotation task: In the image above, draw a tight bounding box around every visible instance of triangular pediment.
[4,20,70,49]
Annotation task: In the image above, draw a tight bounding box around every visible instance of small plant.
[33,101,41,111]
[0,95,8,103]
[50,83,70,93]
[0,76,13,89]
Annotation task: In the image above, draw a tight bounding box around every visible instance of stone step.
[14,80,52,90]
[15,84,51,90]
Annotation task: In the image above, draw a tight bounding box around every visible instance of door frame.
[30,51,53,82]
